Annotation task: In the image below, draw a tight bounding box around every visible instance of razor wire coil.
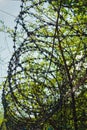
[2,0,87,129]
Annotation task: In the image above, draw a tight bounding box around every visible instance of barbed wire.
[2,0,87,130]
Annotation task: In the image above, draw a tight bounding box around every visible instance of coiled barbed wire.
[2,0,87,129]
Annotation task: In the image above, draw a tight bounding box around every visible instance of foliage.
[0,116,3,126]
[2,0,87,130]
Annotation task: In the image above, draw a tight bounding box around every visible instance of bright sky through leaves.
[0,0,21,112]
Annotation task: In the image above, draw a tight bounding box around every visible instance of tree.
[2,0,87,129]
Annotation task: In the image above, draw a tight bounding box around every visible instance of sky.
[0,0,21,111]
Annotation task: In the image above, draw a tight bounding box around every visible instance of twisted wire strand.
[2,0,87,129]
